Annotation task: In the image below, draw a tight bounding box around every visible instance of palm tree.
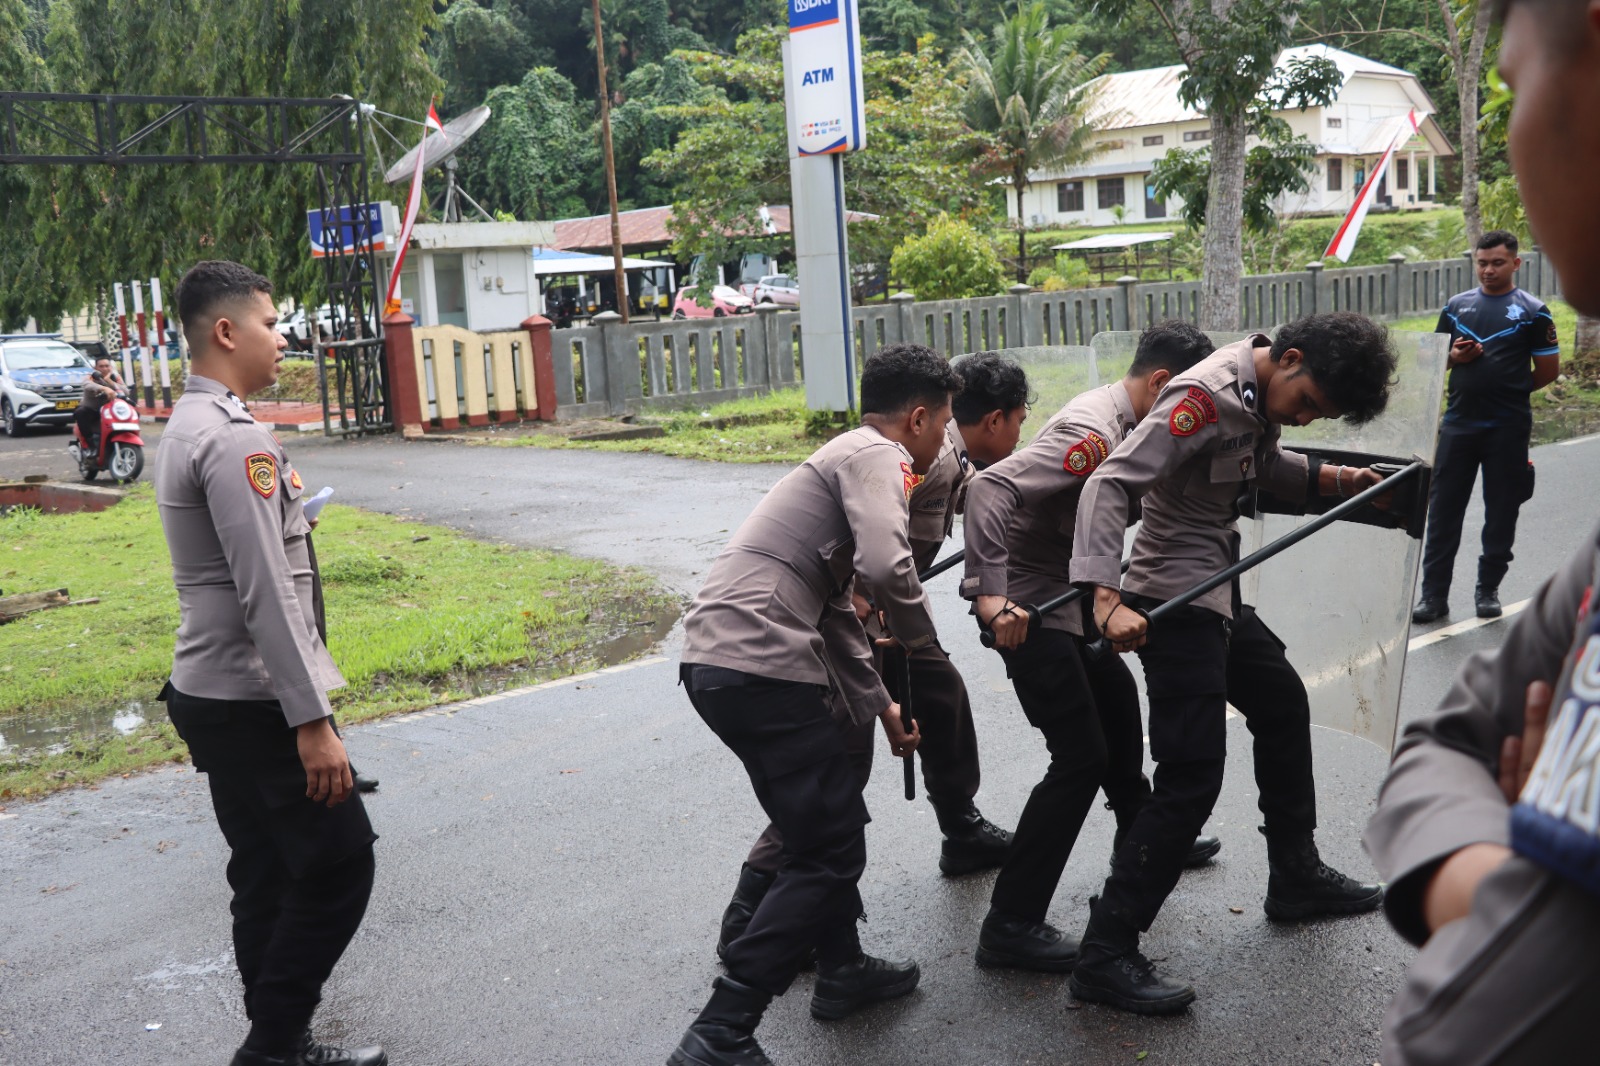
[958,3,1112,282]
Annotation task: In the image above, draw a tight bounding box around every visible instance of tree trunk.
[1573,313,1600,386]
[1448,0,1496,247]
[1199,109,1247,329]
[1015,173,1028,284]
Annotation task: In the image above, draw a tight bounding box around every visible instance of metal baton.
[917,548,965,584]
[1085,460,1425,659]
[979,558,1132,648]
[898,646,916,801]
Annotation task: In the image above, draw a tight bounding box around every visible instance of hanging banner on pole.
[1324,110,1422,263]
[786,0,866,156]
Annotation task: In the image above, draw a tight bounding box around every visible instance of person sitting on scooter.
[77,358,125,446]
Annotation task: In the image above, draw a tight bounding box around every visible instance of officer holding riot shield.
[1068,314,1397,1014]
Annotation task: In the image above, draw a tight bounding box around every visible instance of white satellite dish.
[382,105,495,222]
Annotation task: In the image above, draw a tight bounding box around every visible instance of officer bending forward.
[156,261,382,1066]
[670,347,960,1066]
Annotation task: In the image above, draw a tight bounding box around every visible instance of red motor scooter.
[69,395,145,483]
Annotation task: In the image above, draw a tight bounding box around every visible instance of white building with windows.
[1009,45,1455,229]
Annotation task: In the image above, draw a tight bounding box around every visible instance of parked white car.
[749,274,800,307]
[0,334,92,437]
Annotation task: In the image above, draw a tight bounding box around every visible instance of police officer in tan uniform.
[960,321,1219,973]
[1367,2,1600,1060]
[155,261,383,1066]
[669,346,960,1066]
[1069,314,1396,1014]
[712,351,1031,965]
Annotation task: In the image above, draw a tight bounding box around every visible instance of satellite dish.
[383,105,492,184]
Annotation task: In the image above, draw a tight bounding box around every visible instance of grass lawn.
[0,486,677,800]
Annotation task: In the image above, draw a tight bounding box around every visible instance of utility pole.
[591,0,629,323]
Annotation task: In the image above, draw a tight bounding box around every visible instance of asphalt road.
[3,425,1597,1065]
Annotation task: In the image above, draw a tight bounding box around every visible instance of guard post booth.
[384,220,556,331]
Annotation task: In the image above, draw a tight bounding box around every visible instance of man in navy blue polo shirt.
[1412,230,1561,623]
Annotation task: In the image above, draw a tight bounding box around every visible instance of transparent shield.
[972,346,1098,429]
[1242,330,1450,751]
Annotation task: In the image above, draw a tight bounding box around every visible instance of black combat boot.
[299,1030,386,1066]
[1068,896,1195,1015]
[1110,803,1222,871]
[229,1050,304,1066]
[716,864,776,960]
[933,799,1012,876]
[811,922,920,1022]
[975,906,1080,972]
[1412,597,1448,623]
[1475,585,1503,619]
[668,976,774,1066]
[1261,829,1384,921]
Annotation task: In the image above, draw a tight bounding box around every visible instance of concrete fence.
[380,251,1559,430]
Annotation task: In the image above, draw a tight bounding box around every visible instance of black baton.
[898,646,916,801]
[1086,460,1425,658]
[979,558,1132,648]
[918,548,965,584]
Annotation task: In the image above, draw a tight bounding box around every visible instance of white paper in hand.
[302,486,335,522]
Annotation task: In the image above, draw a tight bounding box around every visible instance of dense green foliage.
[890,214,1007,300]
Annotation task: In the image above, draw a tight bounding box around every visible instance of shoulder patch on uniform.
[901,461,923,502]
[289,468,303,491]
[1170,388,1217,437]
[1548,322,1560,347]
[246,453,278,499]
[1063,431,1111,476]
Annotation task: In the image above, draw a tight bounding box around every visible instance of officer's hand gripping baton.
[1085,461,1424,659]
[978,558,1132,648]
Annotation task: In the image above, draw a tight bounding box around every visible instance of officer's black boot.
[810,923,920,1020]
[1475,584,1503,619]
[229,1050,305,1066]
[1261,829,1384,921]
[1068,896,1195,1015]
[933,799,1012,876]
[1109,802,1221,871]
[975,905,1080,972]
[1412,597,1449,623]
[667,975,774,1066]
[299,1030,386,1066]
[716,864,776,960]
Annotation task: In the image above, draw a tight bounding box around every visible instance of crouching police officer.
[670,346,960,1066]
[156,261,383,1066]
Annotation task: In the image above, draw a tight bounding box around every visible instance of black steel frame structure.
[0,91,391,436]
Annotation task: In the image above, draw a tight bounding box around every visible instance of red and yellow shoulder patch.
[1170,386,1218,437]
[900,461,923,502]
[1063,431,1111,477]
[246,453,277,499]
[289,468,303,491]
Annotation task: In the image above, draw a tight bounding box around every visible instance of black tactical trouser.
[1419,424,1535,600]
[1099,601,1316,931]
[881,643,983,809]
[163,686,377,1054]
[683,665,870,996]
[989,628,1146,923]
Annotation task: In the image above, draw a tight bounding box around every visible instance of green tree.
[957,4,1109,283]
[891,214,1007,300]
[460,69,599,221]
[431,0,536,115]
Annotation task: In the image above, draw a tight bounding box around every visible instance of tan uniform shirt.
[682,425,937,725]
[1366,520,1600,945]
[1071,336,1311,619]
[154,374,344,727]
[962,383,1136,637]
[905,418,972,572]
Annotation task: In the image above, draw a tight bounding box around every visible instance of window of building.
[1326,117,1343,129]
[1183,129,1212,142]
[1144,179,1166,219]
[1396,157,1409,189]
[1327,158,1342,192]
[1097,177,1126,210]
[1354,162,1367,190]
[1143,134,1164,147]
[1057,180,1084,213]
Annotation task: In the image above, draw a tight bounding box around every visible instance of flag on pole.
[385,105,442,315]
[1324,110,1422,263]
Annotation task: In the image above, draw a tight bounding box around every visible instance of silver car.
[1,335,92,437]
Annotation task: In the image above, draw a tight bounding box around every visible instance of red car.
[670,285,755,319]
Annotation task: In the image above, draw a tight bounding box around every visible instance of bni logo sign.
[790,0,840,31]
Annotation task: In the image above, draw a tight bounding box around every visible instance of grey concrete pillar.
[590,310,628,416]
[755,303,783,386]
[1388,253,1407,319]
[1305,262,1324,316]
[1114,275,1139,332]
[890,291,916,346]
[1007,283,1032,348]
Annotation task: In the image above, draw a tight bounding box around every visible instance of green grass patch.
[0,486,678,800]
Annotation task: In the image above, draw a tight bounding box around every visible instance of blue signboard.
[787,0,865,155]
[307,202,395,258]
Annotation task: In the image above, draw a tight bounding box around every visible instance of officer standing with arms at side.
[156,261,383,1066]
[669,346,959,1066]
[1069,314,1396,1014]
[712,349,1030,964]
[1368,1,1600,1060]
[961,321,1220,974]
[1412,229,1561,624]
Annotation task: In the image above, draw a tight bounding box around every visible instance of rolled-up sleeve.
[195,423,332,727]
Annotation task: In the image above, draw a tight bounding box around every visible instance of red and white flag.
[1323,109,1422,264]
[385,105,446,314]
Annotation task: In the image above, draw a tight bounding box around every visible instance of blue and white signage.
[787,0,866,155]
[307,201,399,258]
